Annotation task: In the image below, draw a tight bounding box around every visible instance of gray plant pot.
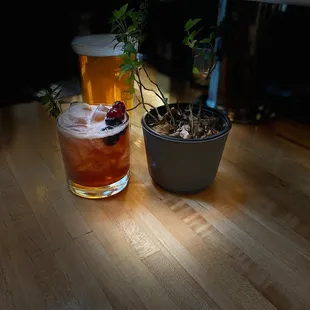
[141,103,232,194]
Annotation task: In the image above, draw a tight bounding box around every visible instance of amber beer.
[72,34,133,109]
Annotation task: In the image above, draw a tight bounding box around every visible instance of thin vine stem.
[133,94,158,122]
[133,76,164,104]
[127,101,156,111]
[139,66,175,126]
[141,65,166,102]
[135,70,158,122]
[128,96,161,120]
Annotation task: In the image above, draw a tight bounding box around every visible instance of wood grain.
[1,73,310,309]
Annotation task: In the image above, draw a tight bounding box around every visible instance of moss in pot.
[111,2,232,193]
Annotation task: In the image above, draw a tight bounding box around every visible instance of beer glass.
[71,34,134,109]
[57,103,130,199]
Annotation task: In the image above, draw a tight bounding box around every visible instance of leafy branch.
[36,86,67,118]
[111,3,217,129]
[111,2,174,126]
[183,18,217,81]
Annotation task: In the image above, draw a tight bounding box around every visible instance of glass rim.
[71,33,138,57]
[56,104,130,137]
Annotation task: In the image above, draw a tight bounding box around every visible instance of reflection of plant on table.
[111,1,222,139]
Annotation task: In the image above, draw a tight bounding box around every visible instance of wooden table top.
[1,92,310,310]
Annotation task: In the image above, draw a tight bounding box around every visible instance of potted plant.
[111,1,231,194]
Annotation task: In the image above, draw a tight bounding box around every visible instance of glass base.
[68,172,129,199]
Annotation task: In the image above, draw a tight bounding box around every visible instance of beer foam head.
[57,103,128,139]
[71,34,125,57]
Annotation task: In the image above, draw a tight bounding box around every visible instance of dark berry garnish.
[105,118,123,126]
[105,105,125,126]
[112,101,126,114]
[107,108,121,119]
[102,134,120,146]
[101,126,120,145]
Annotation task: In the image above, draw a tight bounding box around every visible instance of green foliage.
[192,67,200,75]
[184,19,215,49]
[200,32,214,44]
[110,1,147,94]
[112,4,129,20]
[184,18,202,31]
[111,1,172,125]
[37,86,66,119]
[183,18,217,81]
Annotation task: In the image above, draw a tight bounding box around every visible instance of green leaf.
[184,19,193,30]
[188,40,197,48]
[121,56,133,65]
[119,63,133,79]
[129,11,140,21]
[127,24,136,33]
[190,30,197,39]
[133,60,142,67]
[120,63,133,71]
[120,70,131,80]
[185,18,201,31]
[123,42,137,54]
[192,67,200,75]
[183,37,189,45]
[191,18,202,28]
[126,8,134,17]
[119,4,128,17]
[200,38,211,44]
[200,33,215,44]
[113,9,121,18]
[125,74,134,84]
[119,71,127,80]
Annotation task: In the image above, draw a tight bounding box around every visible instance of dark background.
[217,1,310,124]
[2,0,310,124]
[2,0,217,105]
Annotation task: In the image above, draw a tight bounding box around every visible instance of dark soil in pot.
[141,103,232,194]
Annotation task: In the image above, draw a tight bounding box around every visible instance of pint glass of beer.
[72,34,134,109]
[57,103,130,199]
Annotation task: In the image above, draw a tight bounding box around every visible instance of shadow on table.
[0,105,15,153]
[187,169,248,213]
